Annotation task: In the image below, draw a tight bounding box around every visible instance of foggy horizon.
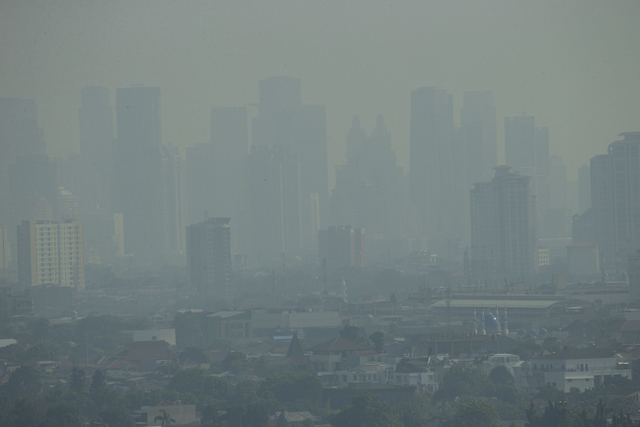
[1,1,639,182]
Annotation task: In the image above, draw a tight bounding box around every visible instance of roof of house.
[307,337,368,353]
[532,347,620,361]
[121,340,172,361]
[621,320,640,333]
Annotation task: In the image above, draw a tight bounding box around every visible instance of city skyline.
[1,1,638,185]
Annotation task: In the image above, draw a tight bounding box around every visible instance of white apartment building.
[527,349,631,392]
[17,219,84,290]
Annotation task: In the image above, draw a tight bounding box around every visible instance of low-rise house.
[308,337,368,372]
[527,348,631,392]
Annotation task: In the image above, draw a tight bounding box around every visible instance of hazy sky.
[1,1,639,183]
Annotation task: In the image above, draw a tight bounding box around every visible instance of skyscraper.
[245,145,302,266]
[504,115,535,174]
[591,132,640,266]
[78,86,116,261]
[161,146,189,254]
[186,217,231,299]
[409,87,455,251]
[470,166,537,281]
[318,225,365,273]
[252,77,329,239]
[17,219,85,292]
[461,91,497,183]
[578,164,591,215]
[114,86,163,256]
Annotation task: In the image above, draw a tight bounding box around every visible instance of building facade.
[186,217,231,299]
[470,166,538,281]
[17,219,85,291]
[590,132,640,267]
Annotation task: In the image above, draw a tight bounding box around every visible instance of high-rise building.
[0,99,49,239]
[409,87,455,251]
[252,77,328,236]
[630,250,640,302]
[578,164,591,215]
[245,145,302,266]
[590,132,640,266]
[0,224,11,272]
[161,146,189,254]
[77,87,117,261]
[504,115,535,174]
[0,98,45,166]
[461,91,497,183]
[114,86,163,257]
[470,166,537,282]
[331,115,402,240]
[318,225,365,273]
[186,217,231,299]
[17,219,85,291]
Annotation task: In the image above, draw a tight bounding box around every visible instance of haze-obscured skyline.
[1,0,639,181]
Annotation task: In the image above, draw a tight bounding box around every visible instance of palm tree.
[154,409,176,427]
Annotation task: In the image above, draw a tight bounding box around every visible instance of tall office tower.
[211,107,248,251]
[504,115,535,174]
[461,91,497,183]
[252,77,329,238]
[409,87,455,251]
[578,164,591,214]
[318,225,365,273]
[534,127,549,177]
[470,166,537,282]
[161,146,189,254]
[186,217,231,299]
[630,250,640,302]
[0,225,10,273]
[245,145,302,266]
[186,143,214,222]
[78,87,116,260]
[591,132,640,267]
[0,98,45,165]
[331,115,403,240]
[114,86,163,257]
[15,154,59,222]
[17,219,85,292]
[0,99,47,235]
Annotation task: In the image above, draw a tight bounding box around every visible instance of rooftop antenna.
[281,252,286,297]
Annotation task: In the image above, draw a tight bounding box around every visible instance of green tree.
[41,403,82,427]
[220,351,246,374]
[99,406,135,427]
[525,401,571,427]
[489,366,514,386]
[442,400,501,427]
[91,369,107,392]
[434,364,492,401]
[260,372,322,405]
[542,336,562,353]
[200,405,219,427]
[5,365,41,398]
[69,367,86,393]
[332,391,403,427]
[370,331,385,353]
[24,341,61,361]
[168,368,207,395]
[3,397,45,427]
[154,409,176,427]
[180,346,210,364]
[340,325,366,344]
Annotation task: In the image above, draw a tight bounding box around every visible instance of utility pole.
[446,285,452,333]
